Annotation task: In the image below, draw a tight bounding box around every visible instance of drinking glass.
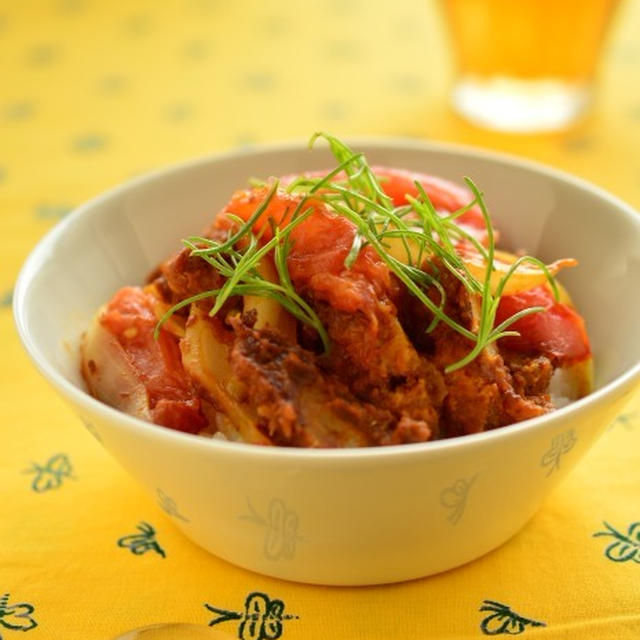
[440,0,621,132]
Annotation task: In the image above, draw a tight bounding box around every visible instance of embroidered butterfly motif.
[23,453,75,492]
[205,591,298,640]
[593,521,640,563]
[608,411,638,431]
[479,600,546,635]
[0,593,37,635]
[117,522,166,558]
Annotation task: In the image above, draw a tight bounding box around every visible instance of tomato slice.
[495,285,591,364]
[100,287,208,433]
[370,166,487,238]
[221,186,393,301]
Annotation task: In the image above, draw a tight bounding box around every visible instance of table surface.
[1,1,639,639]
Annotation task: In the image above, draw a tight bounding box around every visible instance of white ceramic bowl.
[14,139,640,585]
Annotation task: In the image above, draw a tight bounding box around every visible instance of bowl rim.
[13,135,640,462]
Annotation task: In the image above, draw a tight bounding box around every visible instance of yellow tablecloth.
[2,1,640,638]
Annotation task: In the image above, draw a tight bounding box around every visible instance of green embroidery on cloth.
[117,522,166,558]
[594,521,640,563]
[205,592,298,639]
[609,411,638,431]
[72,133,108,152]
[165,103,194,122]
[0,593,37,634]
[122,14,152,38]
[57,0,84,14]
[34,204,72,220]
[25,44,59,66]
[24,453,75,492]
[182,40,211,61]
[99,74,129,94]
[0,290,12,308]
[243,71,276,92]
[3,101,35,121]
[479,600,546,635]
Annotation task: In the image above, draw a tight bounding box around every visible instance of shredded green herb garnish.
[155,131,559,373]
[154,180,330,351]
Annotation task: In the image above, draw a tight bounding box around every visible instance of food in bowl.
[80,133,592,447]
[15,135,640,584]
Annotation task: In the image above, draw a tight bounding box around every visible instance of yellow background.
[1,1,639,639]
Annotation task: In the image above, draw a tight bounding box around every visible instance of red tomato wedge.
[495,285,591,365]
[221,187,394,305]
[100,287,208,433]
[370,166,485,232]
